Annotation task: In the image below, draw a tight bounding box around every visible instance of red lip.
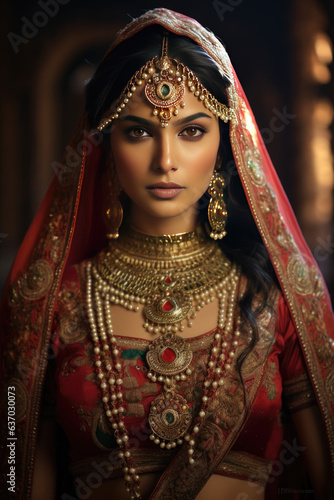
[147,182,184,199]
[147,182,183,189]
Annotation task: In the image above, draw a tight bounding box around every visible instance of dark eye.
[128,128,149,138]
[180,126,206,139]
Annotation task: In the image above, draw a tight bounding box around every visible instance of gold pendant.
[149,392,192,441]
[146,333,193,376]
[144,275,192,325]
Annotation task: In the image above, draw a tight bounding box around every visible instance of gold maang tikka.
[98,33,235,129]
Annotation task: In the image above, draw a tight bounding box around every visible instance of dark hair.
[85,25,278,381]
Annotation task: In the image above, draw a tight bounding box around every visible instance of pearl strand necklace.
[85,260,241,499]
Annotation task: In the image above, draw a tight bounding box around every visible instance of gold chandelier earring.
[104,162,123,239]
[208,170,227,240]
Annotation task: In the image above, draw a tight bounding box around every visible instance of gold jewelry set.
[86,228,241,499]
[86,34,235,499]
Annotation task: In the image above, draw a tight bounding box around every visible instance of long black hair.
[85,25,278,379]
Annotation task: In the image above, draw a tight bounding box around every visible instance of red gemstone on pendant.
[161,348,176,363]
[164,276,172,284]
[162,300,174,312]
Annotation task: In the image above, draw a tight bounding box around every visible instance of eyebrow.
[119,112,212,127]
[173,112,212,126]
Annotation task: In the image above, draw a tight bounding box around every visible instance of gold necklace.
[93,227,233,334]
[86,228,241,499]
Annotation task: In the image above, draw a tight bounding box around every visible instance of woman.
[1,8,333,500]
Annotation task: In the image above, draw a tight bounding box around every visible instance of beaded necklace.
[85,228,241,499]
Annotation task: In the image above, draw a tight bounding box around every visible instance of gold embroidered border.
[228,84,334,471]
[20,153,86,499]
[283,372,317,412]
[216,450,272,484]
[68,448,272,485]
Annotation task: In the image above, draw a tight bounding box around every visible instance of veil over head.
[0,8,333,499]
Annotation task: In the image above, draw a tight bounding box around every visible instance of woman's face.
[110,87,220,235]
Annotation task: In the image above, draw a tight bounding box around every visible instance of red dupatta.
[0,8,333,500]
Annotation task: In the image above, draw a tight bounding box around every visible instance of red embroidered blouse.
[46,262,316,491]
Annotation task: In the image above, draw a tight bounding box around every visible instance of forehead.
[117,85,217,124]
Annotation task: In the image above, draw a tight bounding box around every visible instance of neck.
[128,209,199,237]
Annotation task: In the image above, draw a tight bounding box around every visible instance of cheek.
[112,146,144,188]
[189,149,217,182]
[186,131,220,178]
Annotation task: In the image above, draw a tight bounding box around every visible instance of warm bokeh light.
[312,32,333,83]
[311,99,334,223]
[314,33,333,64]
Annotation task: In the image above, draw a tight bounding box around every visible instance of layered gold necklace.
[86,228,241,499]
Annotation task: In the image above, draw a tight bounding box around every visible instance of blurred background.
[1,0,334,300]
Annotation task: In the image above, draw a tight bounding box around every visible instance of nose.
[152,133,177,173]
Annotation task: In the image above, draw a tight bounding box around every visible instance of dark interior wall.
[1,0,333,298]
